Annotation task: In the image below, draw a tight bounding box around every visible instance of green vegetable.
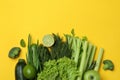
[64,29,101,80]
[42,34,55,47]
[94,48,104,71]
[31,44,40,71]
[23,64,37,79]
[84,43,93,71]
[26,34,33,65]
[38,44,51,70]
[26,34,51,74]
[8,29,114,80]
[57,57,79,80]
[84,70,100,80]
[20,39,26,47]
[26,35,40,72]
[64,30,82,66]
[37,57,79,80]
[81,36,88,41]
[37,60,58,80]
[15,59,27,80]
[77,41,88,80]
[87,45,97,69]
[50,33,71,59]
[103,59,114,71]
[8,47,21,59]
[87,61,96,70]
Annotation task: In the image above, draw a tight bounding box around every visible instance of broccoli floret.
[103,60,114,71]
[8,47,21,59]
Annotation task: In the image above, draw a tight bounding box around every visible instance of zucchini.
[15,59,27,80]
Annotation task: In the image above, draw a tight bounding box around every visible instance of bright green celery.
[65,34,82,66]
[71,37,82,65]
[88,45,97,69]
[77,41,88,80]
[94,48,104,71]
[84,42,93,71]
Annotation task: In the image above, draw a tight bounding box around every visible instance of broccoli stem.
[94,48,104,71]
[103,63,109,70]
[77,41,88,80]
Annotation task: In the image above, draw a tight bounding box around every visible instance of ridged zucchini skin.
[15,59,27,80]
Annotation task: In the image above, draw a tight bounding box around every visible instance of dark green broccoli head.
[8,47,21,59]
[103,60,114,71]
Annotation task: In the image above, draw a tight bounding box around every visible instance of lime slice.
[42,34,55,47]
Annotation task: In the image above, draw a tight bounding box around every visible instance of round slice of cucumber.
[42,34,55,47]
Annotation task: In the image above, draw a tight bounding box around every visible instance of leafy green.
[26,34,51,73]
[37,57,79,80]
[57,57,79,80]
[50,34,72,59]
[37,44,51,70]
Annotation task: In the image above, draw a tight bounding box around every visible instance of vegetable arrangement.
[8,29,114,80]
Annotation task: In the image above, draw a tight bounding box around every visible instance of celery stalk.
[77,41,88,80]
[94,48,104,71]
[84,43,93,71]
[73,38,82,65]
[88,45,97,68]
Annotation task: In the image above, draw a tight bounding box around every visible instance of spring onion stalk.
[26,34,33,65]
[84,43,93,71]
[31,44,40,71]
[94,48,104,71]
[77,41,88,80]
[88,45,97,68]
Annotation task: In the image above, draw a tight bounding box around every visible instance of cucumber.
[15,59,27,80]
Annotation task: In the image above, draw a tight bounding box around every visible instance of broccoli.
[8,47,21,59]
[103,60,114,71]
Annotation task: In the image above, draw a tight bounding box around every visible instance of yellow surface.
[0,0,120,80]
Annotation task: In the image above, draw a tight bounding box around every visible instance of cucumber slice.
[42,34,55,47]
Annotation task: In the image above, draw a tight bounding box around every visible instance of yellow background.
[0,0,120,80]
